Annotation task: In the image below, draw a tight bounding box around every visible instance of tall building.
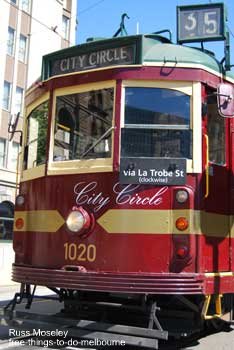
[0,0,77,285]
[0,0,77,204]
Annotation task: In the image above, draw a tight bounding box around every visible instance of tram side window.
[207,95,225,165]
[53,88,114,161]
[24,101,49,169]
[121,87,192,159]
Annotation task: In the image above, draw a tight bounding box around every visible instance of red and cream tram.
[10,3,234,347]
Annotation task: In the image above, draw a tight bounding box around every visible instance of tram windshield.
[121,87,192,159]
[24,101,48,169]
[53,88,114,161]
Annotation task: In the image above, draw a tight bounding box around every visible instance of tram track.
[0,308,159,349]
[0,306,232,350]
[0,292,233,350]
[0,329,232,349]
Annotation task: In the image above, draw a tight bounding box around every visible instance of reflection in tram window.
[122,87,192,159]
[207,94,226,165]
[0,201,14,241]
[54,88,114,161]
[24,101,49,169]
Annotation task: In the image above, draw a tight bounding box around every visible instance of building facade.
[0,0,77,204]
[0,0,77,285]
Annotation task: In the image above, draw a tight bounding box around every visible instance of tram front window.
[121,87,192,159]
[53,88,114,161]
[24,101,48,169]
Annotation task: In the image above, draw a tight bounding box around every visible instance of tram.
[9,3,234,348]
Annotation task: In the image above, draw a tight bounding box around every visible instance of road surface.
[0,285,233,349]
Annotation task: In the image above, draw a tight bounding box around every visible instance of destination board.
[177,3,226,43]
[50,45,135,77]
[120,158,186,185]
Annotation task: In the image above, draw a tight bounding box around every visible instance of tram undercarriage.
[4,283,234,349]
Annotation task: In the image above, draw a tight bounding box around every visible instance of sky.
[76,0,234,67]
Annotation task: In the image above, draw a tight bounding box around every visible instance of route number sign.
[177,3,226,43]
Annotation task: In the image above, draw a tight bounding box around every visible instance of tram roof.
[42,34,234,81]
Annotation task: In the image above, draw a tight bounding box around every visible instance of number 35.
[185,11,217,35]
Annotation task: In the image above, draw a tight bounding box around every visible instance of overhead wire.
[79,0,106,15]
[227,25,234,39]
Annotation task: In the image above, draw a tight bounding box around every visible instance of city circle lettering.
[73,181,168,212]
[53,46,133,75]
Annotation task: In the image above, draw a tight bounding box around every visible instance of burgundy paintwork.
[13,64,234,295]
[12,265,205,294]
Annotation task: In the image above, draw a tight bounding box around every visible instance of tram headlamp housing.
[175,190,188,203]
[15,195,25,206]
[66,207,91,233]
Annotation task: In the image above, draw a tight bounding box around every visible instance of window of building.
[62,15,69,40]
[2,81,11,111]
[24,101,48,169]
[121,87,192,159]
[53,88,114,161]
[10,142,20,170]
[20,0,30,13]
[7,27,15,56]
[207,94,226,165]
[15,87,24,114]
[10,0,17,4]
[0,201,14,241]
[18,35,27,62]
[0,139,6,168]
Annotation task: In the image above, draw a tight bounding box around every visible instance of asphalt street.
[0,285,233,349]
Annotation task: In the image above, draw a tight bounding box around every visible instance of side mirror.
[8,112,23,146]
[217,83,234,118]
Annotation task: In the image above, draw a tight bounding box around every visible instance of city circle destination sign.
[120,158,186,185]
[50,45,135,77]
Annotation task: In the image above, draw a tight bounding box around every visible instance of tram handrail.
[204,134,209,198]
[15,150,22,199]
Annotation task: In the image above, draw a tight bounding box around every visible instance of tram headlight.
[15,195,25,206]
[175,190,188,203]
[66,207,91,233]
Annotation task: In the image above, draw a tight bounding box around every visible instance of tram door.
[230,123,234,272]
[203,91,230,272]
